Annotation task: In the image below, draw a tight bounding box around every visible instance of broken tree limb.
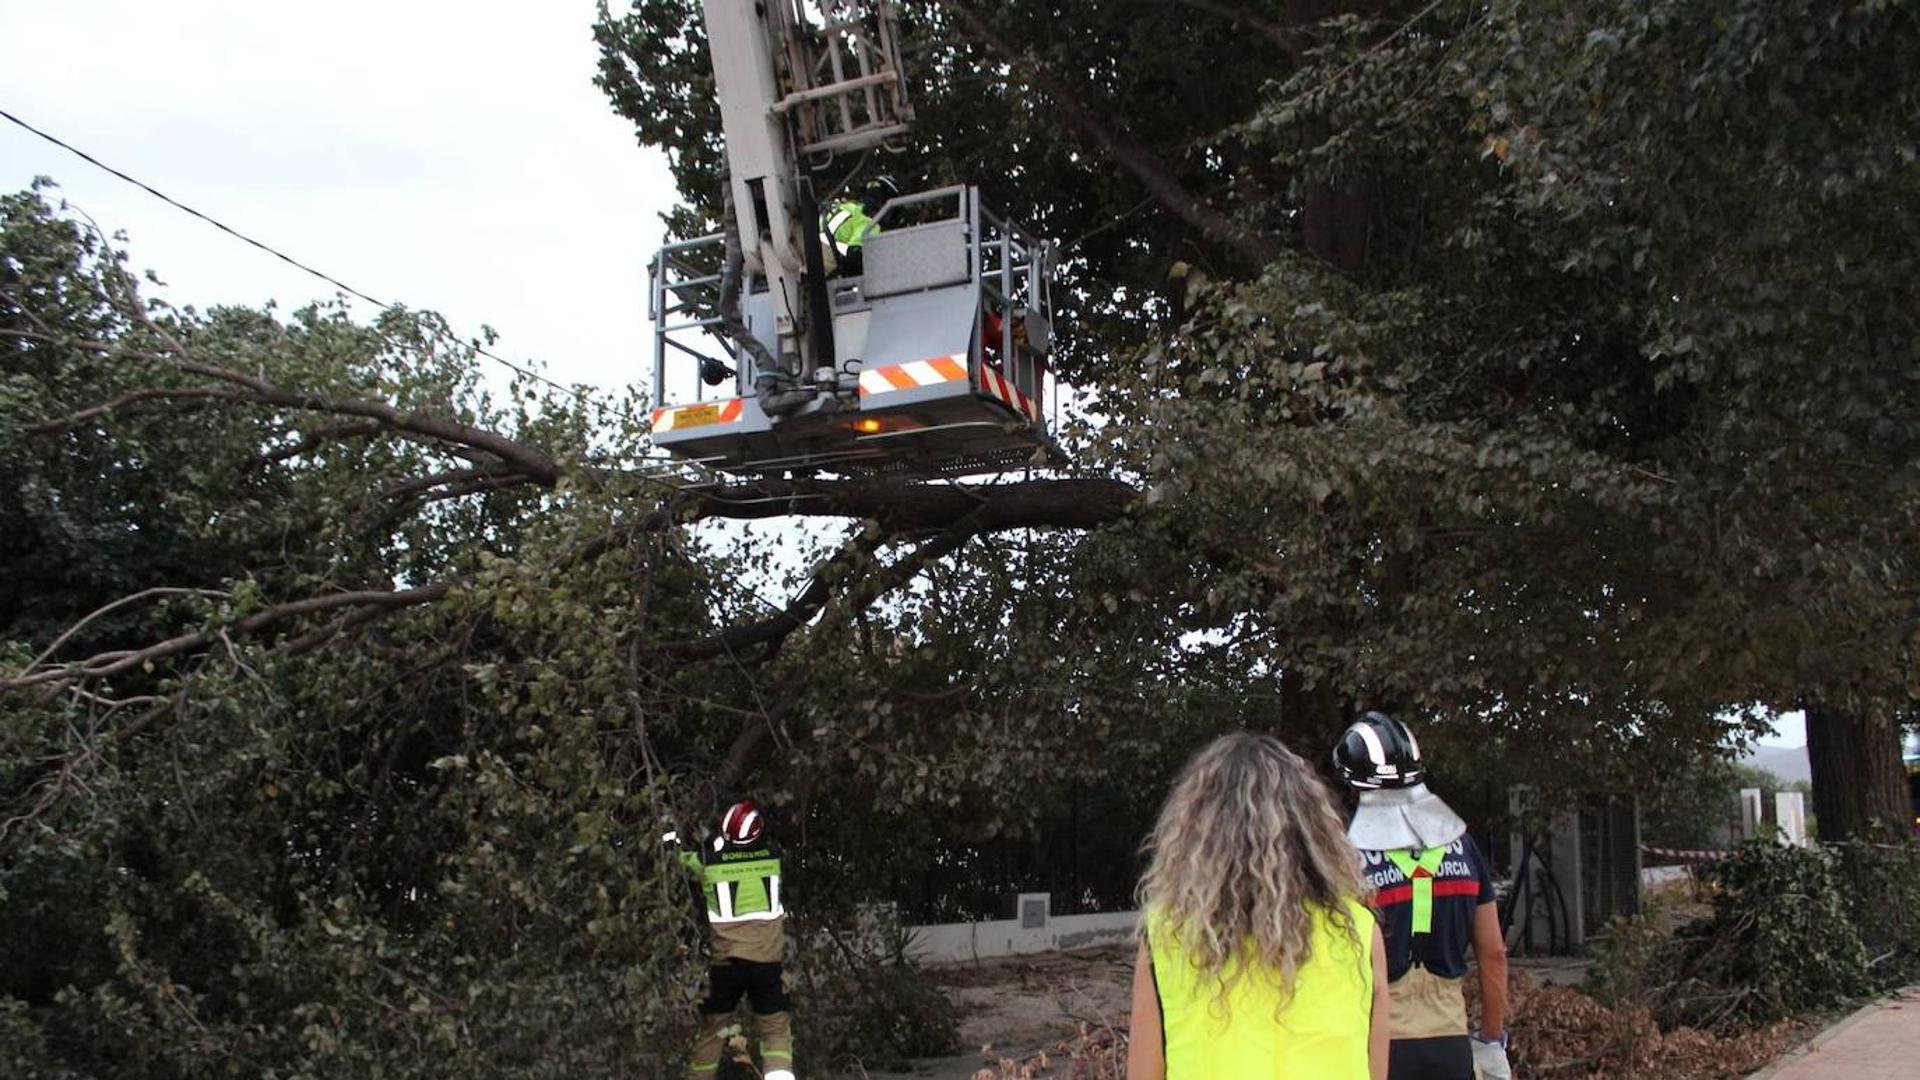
[675,476,1141,532]
[661,527,888,661]
[0,585,453,692]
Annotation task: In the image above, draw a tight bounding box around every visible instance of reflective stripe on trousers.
[686,1009,792,1080]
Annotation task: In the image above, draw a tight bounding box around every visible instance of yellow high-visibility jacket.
[1147,898,1376,1079]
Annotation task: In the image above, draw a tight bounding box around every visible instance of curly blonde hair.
[1137,731,1369,1002]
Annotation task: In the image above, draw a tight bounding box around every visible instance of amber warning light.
[853,418,885,434]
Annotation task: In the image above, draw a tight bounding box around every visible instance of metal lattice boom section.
[768,1,915,157]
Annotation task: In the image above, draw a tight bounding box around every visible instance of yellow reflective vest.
[1147,898,1376,1079]
[678,839,786,963]
[823,199,879,251]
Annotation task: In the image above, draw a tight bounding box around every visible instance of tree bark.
[1279,666,1352,772]
[1805,702,1909,840]
[685,477,1139,532]
[1287,0,1388,277]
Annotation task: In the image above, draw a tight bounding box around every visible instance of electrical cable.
[0,105,632,418]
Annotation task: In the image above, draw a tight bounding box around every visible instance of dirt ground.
[835,947,1600,1080]
[837,945,1134,1080]
[831,885,1796,1079]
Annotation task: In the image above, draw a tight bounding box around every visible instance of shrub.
[776,912,959,1075]
[1699,842,1875,1022]
[1830,839,1920,984]
[1591,839,1920,1038]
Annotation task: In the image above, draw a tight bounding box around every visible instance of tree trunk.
[1805,703,1909,840]
[1280,667,1352,774]
[1289,0,1387,278]
[1274,0,1388,762]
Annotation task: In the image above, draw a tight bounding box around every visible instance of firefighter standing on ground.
[1335,713,1512,1080]
[664,799,795,1080]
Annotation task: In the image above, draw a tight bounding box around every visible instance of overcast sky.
[1,1,677,395]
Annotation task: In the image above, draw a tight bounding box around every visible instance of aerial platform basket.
[647,186,1061,477]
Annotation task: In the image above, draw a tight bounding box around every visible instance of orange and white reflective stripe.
[978,363,1043,423]
[652,397,745,433]
[858,353,968,398]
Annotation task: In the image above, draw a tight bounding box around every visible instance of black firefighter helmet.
[1332,710,1425,790]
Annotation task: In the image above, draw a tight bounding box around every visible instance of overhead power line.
[0,105,621,411]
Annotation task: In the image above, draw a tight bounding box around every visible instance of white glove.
[1470,1034,1512,1080]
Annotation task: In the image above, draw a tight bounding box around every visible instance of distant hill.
[1740,742,1811,785]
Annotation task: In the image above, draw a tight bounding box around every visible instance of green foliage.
[7,0,1920,1071]
[1587,903,1683,1016]
[599,0,1920,797]
[595,0,1920,818]
[1599,842,1880,1030]
[1,184,977,1076]
[1831,840,1920,982]
[1598,839,1920,1033]
[787,913,959,1071]
[1703,843,1875,1022]
[1,187,698,1076]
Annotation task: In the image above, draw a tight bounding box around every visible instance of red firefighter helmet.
[719,799,765,847]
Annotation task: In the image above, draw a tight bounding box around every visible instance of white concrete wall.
[1640,864,1693,889]
[1775,791,1809,846]
[1737,788,1765,840]
[911,910,1138,963]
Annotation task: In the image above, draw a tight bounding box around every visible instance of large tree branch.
[661,491,1019,663]
[277,601,413,657]
[251,420,387,467]
[1,585,452,692]
[935,0,1283,266]
[832,507,993,621]
[171,359,559,485]
[679,477,1140,531]
[566,476,1139,573]
[383,467,534,502]
[27,387,247,432]
[662,528,889,661]
[19,587,232,673]
[7,474,1137,696]
[705,507,999,788]
[406,474,539,508]
[14,304,1139,536]
[7,324,558,483]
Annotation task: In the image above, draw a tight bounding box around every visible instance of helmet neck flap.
[1347,782,1468,851]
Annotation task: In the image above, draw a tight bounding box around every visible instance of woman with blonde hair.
[1127,732,1390,1080]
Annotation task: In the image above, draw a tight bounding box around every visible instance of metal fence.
[887,783,1152,924]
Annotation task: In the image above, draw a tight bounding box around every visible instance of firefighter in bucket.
[820,177,898,277]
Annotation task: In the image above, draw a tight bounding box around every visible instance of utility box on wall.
[1508,793,1642,954]
[1017,892,1050,930]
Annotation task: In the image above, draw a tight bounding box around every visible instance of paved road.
[1755,987,1920,1079]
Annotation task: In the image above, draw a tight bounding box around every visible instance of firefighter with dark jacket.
[1335,713,1512,1080]
[662,799,794,1080]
